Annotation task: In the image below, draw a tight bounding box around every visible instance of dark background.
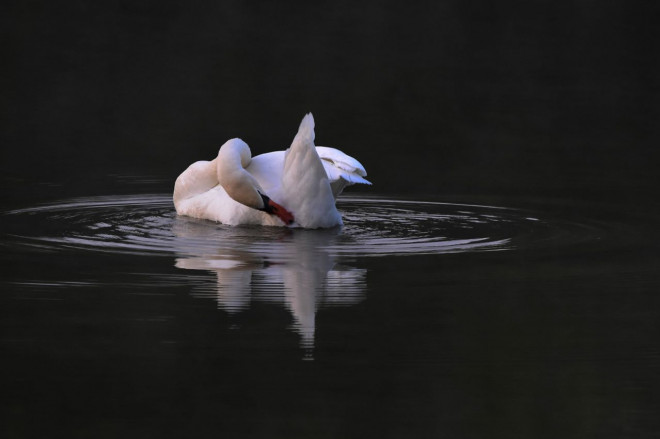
[2,3,660,438]
[1,1,658,202]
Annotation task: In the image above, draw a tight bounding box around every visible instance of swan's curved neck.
[216,139,264,210]
[217,139,251,169]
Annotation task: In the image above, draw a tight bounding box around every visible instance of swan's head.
[217,138,295,225]
[258,193,294,225]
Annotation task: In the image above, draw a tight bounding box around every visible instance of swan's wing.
[281,113,342,228]
[315,146,371,198]
[316,146,371,185]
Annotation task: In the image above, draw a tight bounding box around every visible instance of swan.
[173,113,370,228]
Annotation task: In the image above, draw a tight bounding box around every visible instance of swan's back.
[249,146,370,200]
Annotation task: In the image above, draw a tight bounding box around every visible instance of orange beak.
[267,199,294,225]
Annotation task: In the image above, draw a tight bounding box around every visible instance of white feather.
[173,113,370,228]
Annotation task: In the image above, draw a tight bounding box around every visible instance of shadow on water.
[2,192,660,437]
[172,220,366,359]
[2,193,607,360]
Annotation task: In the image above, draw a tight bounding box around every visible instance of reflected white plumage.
[173,113,370,228]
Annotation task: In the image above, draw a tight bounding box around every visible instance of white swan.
[173,113,370,228]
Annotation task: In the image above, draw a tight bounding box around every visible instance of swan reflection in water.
[171,217,367,358]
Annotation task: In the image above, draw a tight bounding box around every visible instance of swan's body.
[173,114,370,228]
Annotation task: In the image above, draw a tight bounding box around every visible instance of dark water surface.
[2,188,659,438]
[2,2,657,437]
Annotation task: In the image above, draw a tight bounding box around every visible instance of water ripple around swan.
[1,194,602,259]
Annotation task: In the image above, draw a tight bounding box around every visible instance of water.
[2,1,657,436]
[2,189,659,438]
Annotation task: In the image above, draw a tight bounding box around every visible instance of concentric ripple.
[1,194,602,259]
